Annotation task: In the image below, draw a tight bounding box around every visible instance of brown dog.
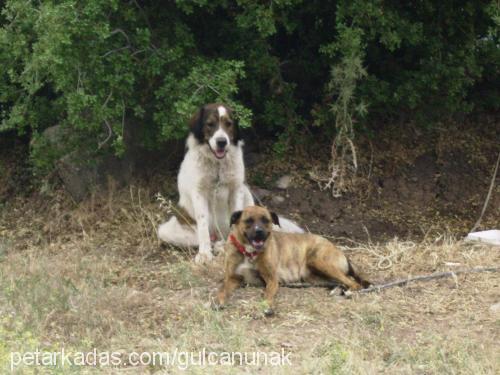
[216,206,370,315]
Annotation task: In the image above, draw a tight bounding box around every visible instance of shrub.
[0,0,497,174]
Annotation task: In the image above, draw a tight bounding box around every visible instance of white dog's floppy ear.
[270,212,280,226]
[230,210,243,226]
[189,106,205,143]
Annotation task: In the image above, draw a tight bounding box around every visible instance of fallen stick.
[280,266,500,293]
[356,266,500,294]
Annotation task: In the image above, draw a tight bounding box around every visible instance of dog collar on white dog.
[229,234,259,259]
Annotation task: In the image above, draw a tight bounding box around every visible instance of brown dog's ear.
[270,212,280,226]
[230,210,243,226]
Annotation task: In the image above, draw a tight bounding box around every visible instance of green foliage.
[0,0,498,174]
[320,24,367,139]
[316,23,367,195]
[154,59,252,141]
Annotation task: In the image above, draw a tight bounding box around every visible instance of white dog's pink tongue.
[215,149,226,158]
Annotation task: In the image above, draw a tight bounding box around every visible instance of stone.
[489,302,500,315]
[244,152,266,167]
[57,152,132,202]
[276,175,292,189]
[252,187,272,201]
[271,195,285,205]
[57,153,98,202]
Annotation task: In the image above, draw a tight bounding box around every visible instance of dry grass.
[0,186,499,374]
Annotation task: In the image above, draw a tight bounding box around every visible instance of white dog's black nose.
[216,137,227,149]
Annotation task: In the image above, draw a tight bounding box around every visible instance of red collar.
[229,234,259,259]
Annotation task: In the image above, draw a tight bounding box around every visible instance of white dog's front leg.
[192,192,213,263]
[230,185,254,213]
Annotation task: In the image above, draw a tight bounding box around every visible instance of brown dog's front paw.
[263,308,275,317]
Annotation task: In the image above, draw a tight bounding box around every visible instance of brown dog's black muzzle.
[245,226,269,250]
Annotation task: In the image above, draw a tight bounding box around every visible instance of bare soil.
[245,121,499,241]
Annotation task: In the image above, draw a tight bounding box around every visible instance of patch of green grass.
[384,335,498,374]
[166,260,204,289]
[0,317,89,374]
[249,171,266,187]
[359,310,385,331]
[312,340,350,374]
[0,239,7,262]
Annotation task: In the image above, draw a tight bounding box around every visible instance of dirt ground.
[0,121,499,373]
[245,121,500,241]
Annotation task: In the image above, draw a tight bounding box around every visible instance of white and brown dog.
[158,103,302,263]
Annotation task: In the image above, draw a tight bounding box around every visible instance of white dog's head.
[189,103,239,159]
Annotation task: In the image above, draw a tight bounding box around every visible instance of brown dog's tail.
[347,260,371,288]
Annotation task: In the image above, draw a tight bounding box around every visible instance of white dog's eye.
[207,122,215,128]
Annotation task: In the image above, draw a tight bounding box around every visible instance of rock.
[276,175,292,189]
[57,153,98,202]
[252,187,272,201]
[343,290,353,299]
[489,302,500,315]
[32,125,134,202]
[41,125,71,146]
[263,308,275,317]
[244,152,266,167]
[57,152,132,202]
[271,195,285,205]
[329,287,344,296]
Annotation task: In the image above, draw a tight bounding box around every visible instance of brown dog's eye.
[244,218,254,225]
[261,217,270,224]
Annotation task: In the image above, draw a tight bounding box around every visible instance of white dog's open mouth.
[212,148,227,159]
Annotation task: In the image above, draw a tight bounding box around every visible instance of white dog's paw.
[212,240,226,256]
[195,250,213,264]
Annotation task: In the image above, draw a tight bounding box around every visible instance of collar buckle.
[229,234,259,259]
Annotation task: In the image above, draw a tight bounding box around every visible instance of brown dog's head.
[189,103,240,159]
[230,206,280,251]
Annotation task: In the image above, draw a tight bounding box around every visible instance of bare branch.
[101,28,132,58]
[275,267,500,292]
[356,266,500,294]
[102,90,113,108]
[98,119,113,150]
[470,150,500,233]
[101,46,131,58]
[109,28,131,45]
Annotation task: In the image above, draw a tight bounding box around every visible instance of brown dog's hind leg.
[308,258,362,291]
[347,261,371,288]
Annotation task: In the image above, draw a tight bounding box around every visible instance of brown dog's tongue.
[251,239,265,250]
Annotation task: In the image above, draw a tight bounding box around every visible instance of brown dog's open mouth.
[251,239,265,250]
